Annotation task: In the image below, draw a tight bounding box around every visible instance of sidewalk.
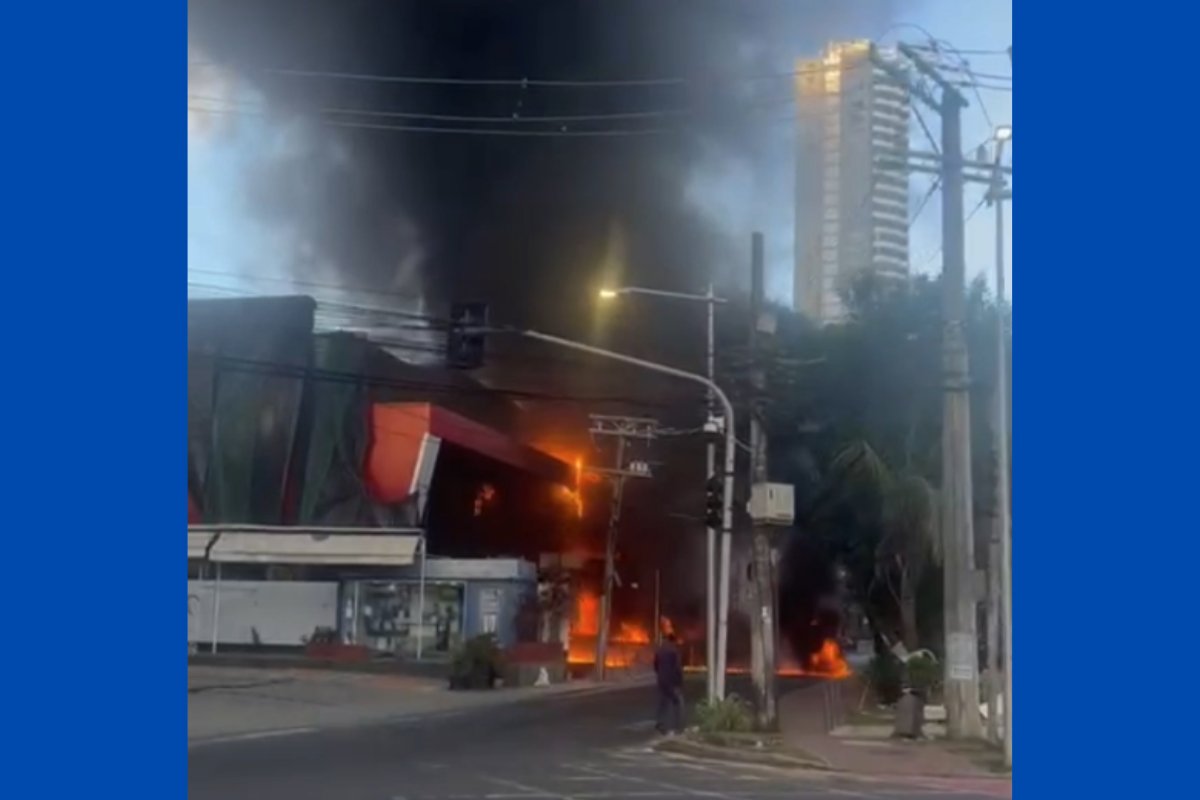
[779,680,1008,782]
[188,664,648,743]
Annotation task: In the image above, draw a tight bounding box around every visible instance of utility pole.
[875,44,983,739]
[903,43,982,740]
[588,414,657,680]
[989,130,1013,767]
[483,328,738,699]
[704,282,718,701]
[747,232,778,727]
[986,419,1001,744]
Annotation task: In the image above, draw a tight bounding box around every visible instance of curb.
[189,676,649,748]
[652,737,830,771]
[651,737,1012,785]
[188,677,295,694]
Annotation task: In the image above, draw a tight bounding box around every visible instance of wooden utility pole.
[747,232,778,728]
[588,414,657,680]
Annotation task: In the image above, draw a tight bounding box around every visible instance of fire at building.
[186,295,856,682]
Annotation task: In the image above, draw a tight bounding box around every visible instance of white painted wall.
[188,580,338,647]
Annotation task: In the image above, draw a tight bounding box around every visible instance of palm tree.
[831,441,940,651]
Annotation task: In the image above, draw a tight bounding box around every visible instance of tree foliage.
[766,271,1009,654]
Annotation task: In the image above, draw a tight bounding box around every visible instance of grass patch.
[940,739,1011,775]
[843,707,894,727]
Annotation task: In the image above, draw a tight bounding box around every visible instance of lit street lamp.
[597,284,730,700]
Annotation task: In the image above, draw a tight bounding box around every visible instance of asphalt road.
[189,678,1007,800]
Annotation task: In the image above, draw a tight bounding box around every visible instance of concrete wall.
[189,580,338,647]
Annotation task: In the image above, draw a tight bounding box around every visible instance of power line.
[188,282,692,375]
[194,351,697,411]
[189,94,691,125]
[955,82,1011,93]
[908,44,1011,57]
[909,177,942,228]
[188,94,802,137]
[187,268,430,310]
[912,104,941,154]
[189,105,676,137]
[189,58,872,91]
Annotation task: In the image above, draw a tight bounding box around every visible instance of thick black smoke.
[190,0,903,339]
[188,0,907,624]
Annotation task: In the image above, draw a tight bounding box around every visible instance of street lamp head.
[995,124,1013,143]
[598,288,619,301]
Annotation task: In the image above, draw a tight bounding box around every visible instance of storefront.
[341,558,536,658]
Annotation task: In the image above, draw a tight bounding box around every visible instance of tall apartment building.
[794,41,911,323]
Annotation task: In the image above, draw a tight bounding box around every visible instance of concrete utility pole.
[903,43,983,740]
[988,127,1013,767]
[588,414,657,680]
[875,44,983,739]
[986,403,1001,745]
[747,232,778,727]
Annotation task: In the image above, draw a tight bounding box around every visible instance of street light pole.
[516,327,737,700]
[704,283,718,701]
[599,285,726,701]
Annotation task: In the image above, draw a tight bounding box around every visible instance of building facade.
[794,41,911,324]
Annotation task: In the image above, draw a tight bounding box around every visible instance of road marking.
[618,720,657,731]
[565,764,744,800]
[487,777,568,800]
[188,726,318,747]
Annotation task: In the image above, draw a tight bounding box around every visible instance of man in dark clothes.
[653,633,684,734]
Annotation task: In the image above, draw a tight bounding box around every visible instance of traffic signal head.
[704,474,723,529]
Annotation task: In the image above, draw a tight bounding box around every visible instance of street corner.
[187,664,298,693]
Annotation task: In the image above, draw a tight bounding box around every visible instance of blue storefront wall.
[342,558,535,652]
[462,579,530,648]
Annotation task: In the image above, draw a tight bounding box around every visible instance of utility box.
[748,482,795,525]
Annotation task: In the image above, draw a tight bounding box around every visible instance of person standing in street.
[653,632,684,734]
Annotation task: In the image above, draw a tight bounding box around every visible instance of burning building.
[187,295,584,659]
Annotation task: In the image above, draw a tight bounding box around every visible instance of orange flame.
[778,639,852,679]
[472,483,497,517]
[567,588,653,669]
[708,638,852,679]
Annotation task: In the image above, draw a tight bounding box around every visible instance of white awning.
[188,531,217,560]
[209,532,420,566]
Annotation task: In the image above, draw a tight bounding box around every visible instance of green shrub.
[694,694,753,733]
[449,634,502,690]
[903,651,941,699]
[865,653,903,705]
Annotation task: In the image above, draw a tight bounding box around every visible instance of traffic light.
[704,474,723,529]
[446,301,488,369]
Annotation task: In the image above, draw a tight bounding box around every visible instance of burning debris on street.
[566,588,652,670]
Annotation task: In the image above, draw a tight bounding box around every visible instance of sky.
[186,0,1012,628]
[902,0,1013,299]
[187,0,1012,362]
